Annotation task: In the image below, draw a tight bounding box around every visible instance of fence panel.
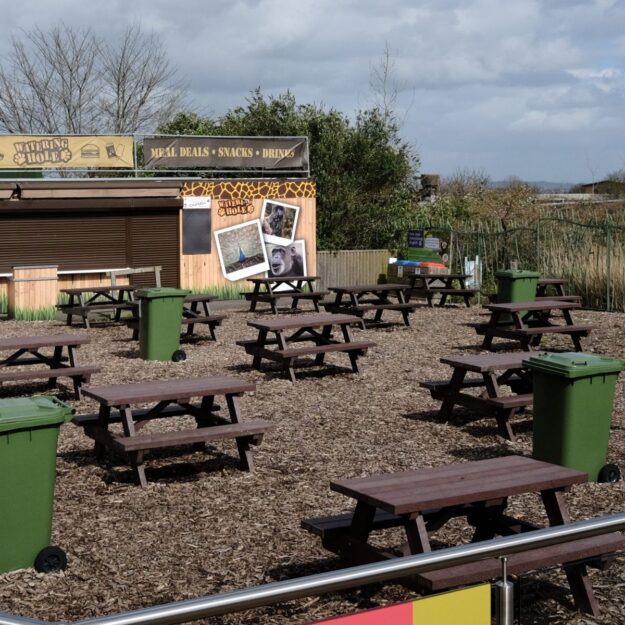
[316,250,390,292]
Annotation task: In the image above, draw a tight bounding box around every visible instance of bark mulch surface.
[1,305,625,624]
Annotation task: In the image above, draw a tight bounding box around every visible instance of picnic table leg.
[403,512,432,554]
[315,324,334,365]
[438,368,467,421]
[120,405,148,488]
[397,289,411,326]
[340,323,361,373]
[542,489,600,616]
[249,283,260,312]
[94,404,111,460]
[252,329,268,369]
[562,309,584,351]
[291,281,302,310]
[483,372,516,441]
[66,344,86,399]
[350,293,366,329]
[65,294,75,326]
[276,331,296,382]
[225,392,256,471]
[47,346,64,390]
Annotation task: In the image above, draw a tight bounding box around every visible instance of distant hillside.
[490,180,574,192]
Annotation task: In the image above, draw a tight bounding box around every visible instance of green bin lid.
[0,396,74,433]
[524,352,625,379]
[136,287,191,299]
[495,270,540,278]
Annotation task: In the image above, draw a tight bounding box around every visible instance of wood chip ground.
[1,304,625,624]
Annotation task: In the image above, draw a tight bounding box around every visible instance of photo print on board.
[214,219,269,281]
[265,240,307,291]
[261,199,300,245]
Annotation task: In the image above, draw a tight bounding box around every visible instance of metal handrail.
[1,512,624,625]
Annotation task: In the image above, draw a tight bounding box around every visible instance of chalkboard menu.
[408,229,425,248]
[183,209,212,255]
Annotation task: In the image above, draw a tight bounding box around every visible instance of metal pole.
[495,557,514,625]
[1,513,624,625]
[606,224,612,312]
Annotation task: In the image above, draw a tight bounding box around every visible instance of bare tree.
[0,23,183,134]
[99,25,183,133]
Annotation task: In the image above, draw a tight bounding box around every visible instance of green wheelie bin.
[0,396,74,574]
[137,287,190,362]
[526,352,625,482]
[495,269,540,304]
[495,269,540,323]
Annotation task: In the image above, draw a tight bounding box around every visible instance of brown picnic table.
[475,299,592,351]
[74,376,273,487]
[536,277,581,303]
[322,283,417,328]
[0,333,99,399]
[237,312,375,382]
[241,276,328,313]
[406,273,477,307]
[302,455,624,616]
[60,286,136,328]
[128,293,226,341]
[420,352,533,440]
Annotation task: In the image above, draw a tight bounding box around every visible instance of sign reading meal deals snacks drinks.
[308,585,490,625]
[0,135,134,169]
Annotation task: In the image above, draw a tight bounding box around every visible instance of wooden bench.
[59,288,136,328]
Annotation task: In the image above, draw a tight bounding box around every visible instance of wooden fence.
[317,249,390,291]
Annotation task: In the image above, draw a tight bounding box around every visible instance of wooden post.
[8,265,58,319]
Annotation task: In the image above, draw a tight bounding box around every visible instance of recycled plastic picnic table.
[237,312,375,382]
[405,273,477,307]
[322,283,417,328]
[241,276,328,313]
[420,352,533,440]
[302,455,624,616]
[0,333,99,399]
[59,286,136,328]
[536,277,581,303]
[73,376,273,487]
[474,299,592,351]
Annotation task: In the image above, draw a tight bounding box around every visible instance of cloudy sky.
[3,0,624,183]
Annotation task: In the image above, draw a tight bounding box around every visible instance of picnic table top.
[248,276,319,284]
[248,312,362,332]
[184,293,219,303]
[439,352,531,372]
[0,333,90,351]
[331,456,587,515]
[412,273,469,280]
[486,299,581,312]
[329,283,408,293]
[82,376,256,406]
[60,286,136,295]
[538,277,566,285]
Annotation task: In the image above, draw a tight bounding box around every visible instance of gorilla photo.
[263,204,285,238]
[268,244,305,278]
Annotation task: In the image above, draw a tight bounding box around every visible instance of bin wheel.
[34,546,67,573]
[598,464,621,483]
[172,349,186,363]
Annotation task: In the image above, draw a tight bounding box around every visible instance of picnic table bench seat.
[0,365,99,399]
[418,533,624,592]
[302,511,623,593]
[275,340,375,359]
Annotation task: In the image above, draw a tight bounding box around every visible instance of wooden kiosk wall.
[180,179,316,290]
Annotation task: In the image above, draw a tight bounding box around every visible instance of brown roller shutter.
[127,212,180,287]
[0,209,180,286]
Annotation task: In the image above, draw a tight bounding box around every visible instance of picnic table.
[475,299,592,351]
[322,283,417,328]
[241,276,328,313]
[73,376,273,487]
[60,286,136,328]
[237,312,375,382]
[302,455,624,616]
[0,333,99,399]
[536,277,581,303]
[406,273,477,307]
[128,293,226,341]
[420,352,533,440]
